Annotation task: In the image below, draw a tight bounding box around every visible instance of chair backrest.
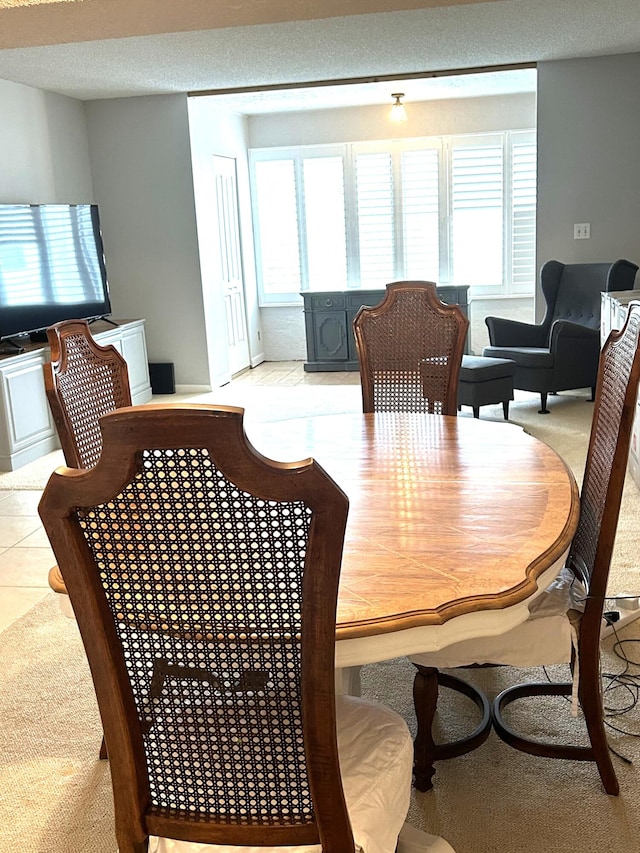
[43,319,132,469]
[353,281,469,414]
[569,301,640,640]
[541,259,638,336]
[38,405,352,852]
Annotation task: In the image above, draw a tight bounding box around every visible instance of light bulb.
[390,93,408,122]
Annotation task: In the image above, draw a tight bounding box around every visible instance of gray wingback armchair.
[483,258,638,413]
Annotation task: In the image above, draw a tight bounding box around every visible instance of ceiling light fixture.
[390,92,408,122]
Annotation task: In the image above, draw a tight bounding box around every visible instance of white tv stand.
[0,318,152,471]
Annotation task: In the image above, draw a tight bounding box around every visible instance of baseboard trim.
[601,607,640,639]
[174,384,211,395]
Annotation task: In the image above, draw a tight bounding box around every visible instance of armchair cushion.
[482,346,554,369]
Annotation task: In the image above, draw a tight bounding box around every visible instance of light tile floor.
[0,361,360,631]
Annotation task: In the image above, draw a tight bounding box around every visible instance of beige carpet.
[2,384,640,852]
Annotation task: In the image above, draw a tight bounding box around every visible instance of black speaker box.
[148,362,175,395]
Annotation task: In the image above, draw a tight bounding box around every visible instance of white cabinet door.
[214,155,250,376]
[120,325,151,404]
[0,353,58,470]
[94,320,151,405]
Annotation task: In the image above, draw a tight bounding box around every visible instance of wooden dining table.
[249,411,580,678]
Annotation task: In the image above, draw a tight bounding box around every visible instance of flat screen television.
[0,203,112,342]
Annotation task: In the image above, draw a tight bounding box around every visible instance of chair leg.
[116,832,149,853]
[472,406,480,419]
[538,392,550,414]
[492,657,619,795]
[502,400,509,420]
[413,665,492,792]
[99,736,108,761]
[413,666,439,792]
[590,386,596,401]
[578,635,619,795]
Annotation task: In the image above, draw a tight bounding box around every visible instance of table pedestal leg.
[335,665,362,696]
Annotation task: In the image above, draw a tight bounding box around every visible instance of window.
[510,134,537,295]
[252,159,301,298]
[303,154,348,290]
[354,150,395,288]
[401,147,440,281]
[450,137,504,292]
[249,130,536,304]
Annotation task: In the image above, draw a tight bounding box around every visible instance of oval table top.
[249,412,580,664]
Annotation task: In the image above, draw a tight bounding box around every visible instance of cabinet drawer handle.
[324,298,333,307]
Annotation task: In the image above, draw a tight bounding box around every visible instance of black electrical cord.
[538,598,640,766]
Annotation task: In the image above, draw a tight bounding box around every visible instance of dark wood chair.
[43,319,132,759]
[38,405,415,853]
[43,318,131,599]
[353,281,469,415]
[410,301,640,795]
[43,318,132,470]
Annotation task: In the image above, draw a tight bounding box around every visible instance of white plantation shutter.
[252,158,301,300]
[249,131,536,303]
[451,141,503,289]
[302,156,348,290]
[355,152,395,288]
[511,135,537,295]
[401,148,440,281]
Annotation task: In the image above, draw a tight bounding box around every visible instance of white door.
[214,155,250,376]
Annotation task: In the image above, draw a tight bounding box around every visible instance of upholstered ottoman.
[458,355,516,419]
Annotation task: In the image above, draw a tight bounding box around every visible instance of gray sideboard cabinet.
[302,286,469,371]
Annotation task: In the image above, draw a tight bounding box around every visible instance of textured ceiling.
[0,1,497,46]
[0,0,638,105]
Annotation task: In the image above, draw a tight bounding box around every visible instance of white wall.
[249,92,536,148]
[85,94,210,388]
[537,53,640,319]
[0,78,93,203]
[187,99,264,385]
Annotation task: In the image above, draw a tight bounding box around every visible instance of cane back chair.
[44,318,131,600]
[410,301,640,796]
[43,319,132,759]
[353,281,469,415]
[44,318,132,469]
[38,405,415,853]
